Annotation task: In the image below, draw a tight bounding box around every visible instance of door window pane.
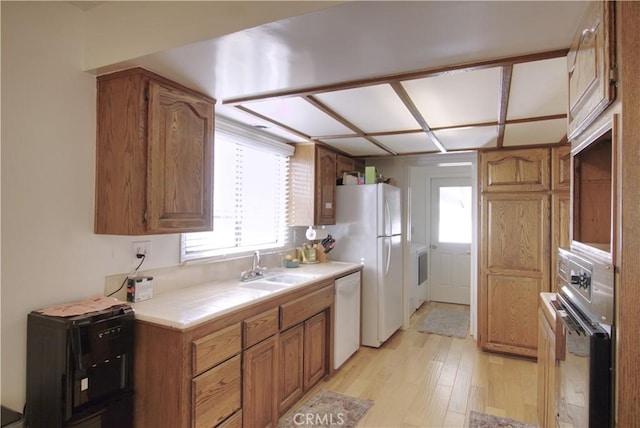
[439,186,472,243]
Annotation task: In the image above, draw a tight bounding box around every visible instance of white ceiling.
[117,1,588,157]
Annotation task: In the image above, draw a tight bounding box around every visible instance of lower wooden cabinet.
[133,277,343,428]
[243,336,279,428]
[193,355,241,428]
[304,311,328,389]
[278,325,305,414]
[277,311,329,416]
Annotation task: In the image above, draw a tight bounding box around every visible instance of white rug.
[418,308,469,338]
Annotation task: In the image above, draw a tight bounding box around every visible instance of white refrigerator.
[327,183,403,348]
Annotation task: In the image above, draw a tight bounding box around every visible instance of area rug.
[418,308,469,338]
[278,389,373,428]
[469,410,536,428]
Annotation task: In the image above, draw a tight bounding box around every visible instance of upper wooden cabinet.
[552,146,571,191]
[95,68,215,235]
[481,148,550,193]
[289,144,337,226]
[336,154,355,180]
[567,0,616,141]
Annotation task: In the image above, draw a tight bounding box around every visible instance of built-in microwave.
[571,116,615,256]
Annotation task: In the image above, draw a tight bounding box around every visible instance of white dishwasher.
[334,271,361,370]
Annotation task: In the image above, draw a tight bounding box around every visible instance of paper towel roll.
[305,227,329,241]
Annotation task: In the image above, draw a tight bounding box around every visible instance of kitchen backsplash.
[104,227,311,301]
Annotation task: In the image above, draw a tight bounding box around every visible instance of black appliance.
[555,248,614,428]
[26,304,134,428]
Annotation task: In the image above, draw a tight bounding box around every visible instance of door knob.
[430,244,437,250]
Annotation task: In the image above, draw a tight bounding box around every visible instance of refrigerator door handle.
[385,238,391,275]
[385,200,391,237]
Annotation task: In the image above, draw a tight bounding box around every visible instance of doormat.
[278,389,373,428]
[469,410,537,428]
[418,308,469,338]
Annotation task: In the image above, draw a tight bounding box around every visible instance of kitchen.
[2,1,640,428]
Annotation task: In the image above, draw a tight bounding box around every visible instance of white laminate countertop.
[129,261,362,330]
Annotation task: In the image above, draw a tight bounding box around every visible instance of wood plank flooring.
[304,302,538,427]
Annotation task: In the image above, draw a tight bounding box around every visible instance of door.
[146,79,214,233]
[278,325,304,415]
[303,312,328,390]
[430,178,472,305]
[377,234,403,342]
[334,272,361,369]
[378,184,402,237]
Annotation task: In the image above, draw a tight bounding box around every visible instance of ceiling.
[119,1,588,158]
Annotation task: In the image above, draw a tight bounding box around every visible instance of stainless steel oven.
[555,248,614,428]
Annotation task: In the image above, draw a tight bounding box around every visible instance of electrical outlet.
[131,241,151,267]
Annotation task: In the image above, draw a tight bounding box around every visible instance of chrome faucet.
[241,250,264,281]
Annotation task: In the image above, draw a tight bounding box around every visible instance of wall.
[0,2,298,411]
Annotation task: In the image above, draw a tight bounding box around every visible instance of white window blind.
[181,119,293,261]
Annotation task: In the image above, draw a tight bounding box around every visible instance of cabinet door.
[304,311,328,390]
[278,325,304,415]
[552,146,571,191]
[567,0,616,140]
[147,79,214,233]
[479,193,550,357]
[243,336,278,428]
[481,148,550,192]
[336,154,355,180]
[551,192,570,292]
[315,147,337,225]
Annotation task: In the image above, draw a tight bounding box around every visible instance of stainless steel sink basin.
[262,274,311,285]
[238,281,289,292]
[238,273,312,292]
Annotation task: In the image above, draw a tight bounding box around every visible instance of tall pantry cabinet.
[478,146,569,358]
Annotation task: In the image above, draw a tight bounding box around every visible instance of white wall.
[0,4,327,410]
[0,2,178,410]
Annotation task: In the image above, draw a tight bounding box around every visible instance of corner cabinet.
[289,144,337,226]
[95,68,214,235]
[567,0,616,141]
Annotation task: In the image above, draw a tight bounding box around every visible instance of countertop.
[539,292,557,327]
[130,261,362,330]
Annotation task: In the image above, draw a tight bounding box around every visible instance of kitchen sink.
[239,273,313,292]
[262,274,311,285]
[238,281,289,292]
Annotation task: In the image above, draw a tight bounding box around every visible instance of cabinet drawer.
[217,410,242,428]
[243,307,279,349]
[192,323,241,376]
[193,355,241,428]
[280,284,334,330]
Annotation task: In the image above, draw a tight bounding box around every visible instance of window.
[438,185,472,244]
[181,119,293,261]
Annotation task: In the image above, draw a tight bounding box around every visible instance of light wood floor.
[307,301,538,427]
